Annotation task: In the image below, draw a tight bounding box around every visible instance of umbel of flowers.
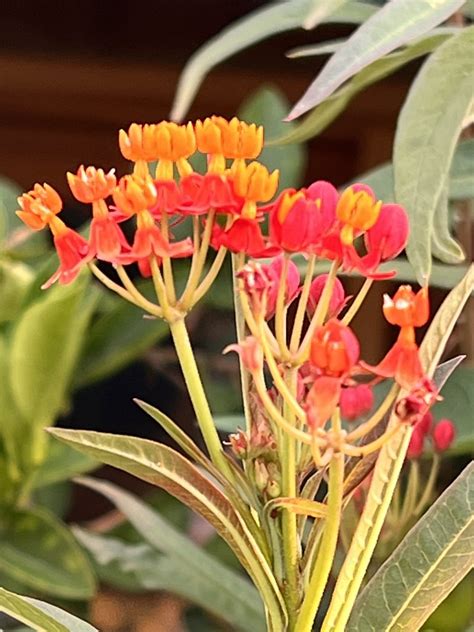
[16,117,454,631]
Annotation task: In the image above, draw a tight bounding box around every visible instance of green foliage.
[0,506,96,600]
[74,477,266,632]
[348,463,474,631]
[238,86,307,190]
[0,587,98,632]
[287,0,465,119]
[394,26,474,284]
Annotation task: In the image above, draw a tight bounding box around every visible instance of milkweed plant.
[9,116,472,632]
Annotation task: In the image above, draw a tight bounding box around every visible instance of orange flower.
[67,165,116,203]
[383,286,429,332]
[336,184,382,246]
[16,183,62,230]
[119,123,159,162]
[112,175,157,216]
[231,161,279,218]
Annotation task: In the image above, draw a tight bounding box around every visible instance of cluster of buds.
[407,413,456,458]
[15,116,454,475]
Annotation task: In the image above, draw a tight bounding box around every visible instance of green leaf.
[9,276,97,429]
[0,587,98,632]
[0,260,33,324]
[34,441,97,488]
[170,1,376,121]
[394,26,474,284]
[432,366,474,455]
[347,463,474,631]
[287,38,346,58]
[419,264,474,373]
[213,414,245,433]
[0,506,96,600]
[287,0,465,119]
[48,429,287,627]
[74,478,266,632]
[431,185,464,264]
[238,86,307,190]
[0,176,23,244]
[449,138,474,199]
[75,293,168,388]
[274,31,451,145]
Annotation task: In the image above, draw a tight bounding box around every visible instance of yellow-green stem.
[290,255,316,353]
[180,210,215,308]
[413,454,439,515]
[275,255,290,358]
[342,278,373,325]
[115,265,163,317]
[295,412,344,632]
[169,317,233,481]
[192,246,228,305]
[160,212,177,303]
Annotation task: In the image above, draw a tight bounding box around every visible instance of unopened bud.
[432,419,455,452]
[407,425,425,459]
[262,255,301,319]
[417,411,433,435]
[307,274,345,318]
[224,336,263,372]
[254,459,269,493]
[229,430,248,459]
[340,384,374,421]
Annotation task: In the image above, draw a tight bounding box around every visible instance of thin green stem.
[180,209,215,308]
[342,278,373,325]
[413,454,439,515]
[169,317,233,481]
[150,256,173,318]
[115,265,164,317]
[160,212,176,303]
[295,412,344,632]
[290,255,316,353]
[192,246,228,305]
[275,255,290,359]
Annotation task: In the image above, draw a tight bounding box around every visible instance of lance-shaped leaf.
[170,1,376,121]
[0,506,96,600]
[449,138,474,199]
[74,479,266,632]
[48,429,287,628]
[431,186,465,264]
[348,463,474,631]
[274,31,452,145]
[0,588,98,632]
[287,0,465,120]
[394,27,474,284]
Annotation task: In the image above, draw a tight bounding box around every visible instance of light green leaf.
[238,86,307,190]
[0,176,23,243]
[274,31,451,145]
[33,441,97,488]
[287,0,465,119]
[449,138,474,199]
[170,1,376,121]
[0,587,98,632]
[348,463,474,631]
[214,414,245,433]
[432,366,474,455]
[287,38,346,58]
[0,260,33,324]
[9,276,97,429]
[75,293,168,388]
[48,429,287,628]
[74,478,266,632]
[419,264,474,373]
[0,506,96,600]
[303,0,349,30]
[431,185,464,264]
[394,26,474,284]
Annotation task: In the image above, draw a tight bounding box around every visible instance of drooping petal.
[306,376,342,430]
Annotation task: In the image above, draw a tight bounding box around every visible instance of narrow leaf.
[394,26,474,283]
[449,138,474,199]
[75,480,266,632]
[348,463,474,631]
[48,429,287,627]
[431,186,465,264]
[0,506,96,600]
[287,0,465,119]
[265,497,327,518]
[0,588,98,632]
[170,1,376,121]
[274,31,451,145]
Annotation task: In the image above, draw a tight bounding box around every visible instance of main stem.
[281,368,300,629]
[169,317,233,481]
[295,413,344,632]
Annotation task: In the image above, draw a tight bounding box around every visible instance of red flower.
[263,256,301,318]
[42,224,90,289]
[150,179,183,217]
[432,419,455,452]
[179,173,240,215]
[363,203,409,273]
[407,425,425,459]
[89,215,130,261]
[306,320,360,428]
[212,217,273,257]
[365,286,429,389]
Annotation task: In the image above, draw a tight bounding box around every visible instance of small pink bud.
[407,425,425,459]
[307,274,345,318]
[417,411,433,435]
[432,419,455,452]
[237,261,272,313]
[229,430,248,459]
[224,336,263,372]
[365,204,409,262]
[340,384,374,421]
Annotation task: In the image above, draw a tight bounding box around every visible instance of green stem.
[290,255,316,353]
[281,368,300,629]
[192,246,228,305]
[341,278,373,325]
[160,212,176,303]
[275,255,290,358]
[169,317,233,481]
[180,209,215,308]
[413,454,439,516]
[295,427,344,632]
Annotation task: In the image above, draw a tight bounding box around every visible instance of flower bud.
[340,384,374,421]
[432,419,455,452]
[263,255,300,319]
[310,319,360,377]
[417,411,433,435]
[224,336,263,372]
[307,274,345,318]
[229,430,248,459]
[254,459,269,493]
[407,425,425,459]
[365,203,409,262]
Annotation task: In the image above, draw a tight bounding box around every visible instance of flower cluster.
[16,116,449,471]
